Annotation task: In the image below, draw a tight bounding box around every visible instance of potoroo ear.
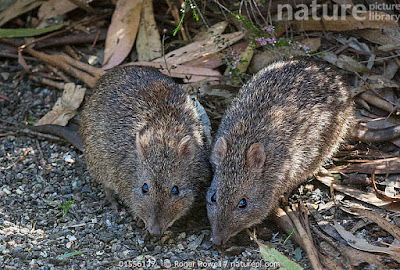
[177,135,195,159]
[211,137,228,166]
[246,143,266,169]
[136,131,151,159]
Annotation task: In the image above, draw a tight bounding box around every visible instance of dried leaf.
[377,44,400,52]
[367,75,400,88]
[249,50,281,74]
[356,26,400,46]
[351,85,368,97]
[136,0,161,61]
[36,83,85,126]
[152,31,245,66]
[322,52,370,73]
[193,21,228,41]
[341,246,385,268]
[103,0,143,69]
[333,221,396,255]
[329,157,400,175]
[380,178,400,189]
[359,92,398,114]
[335,36,371,53]
[0,0,44,27]
[299,37,321,52]
[38,0,78,20]
[235,41,255,73]
[340,55,370,73]
[186,40,250,70]
[127,62,221,82]
[315,171,400,212]
[385,60,399,80]
[350,207,400,242]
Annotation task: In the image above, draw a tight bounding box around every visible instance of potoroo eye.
[238,198,247,209]
[211,193,217,202]
[171,186,179,195]
[142,183,149,194]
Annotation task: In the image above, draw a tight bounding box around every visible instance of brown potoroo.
[80,66,210,236]
[207,58,353,245]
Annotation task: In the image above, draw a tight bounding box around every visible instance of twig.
[23,48,104,88]
[389,52,400,68]
[45,64,72,83]
[299,202,312,239]
[5,38,104,87]
[272,206,306,250]
[0,148,32,170]
[29,75,65,90]
[0,94,10,101]
[64,45,80,60]
[35,29,107,49]
[0,119,22,126]
[0,51,37,61]
[35,139,47,174]
[91,30,102,49]
[0,124,63,143]
[283,199,324,270]
[380,241,400,249]
[310,226,351,270]
[0,132,16,137]
[353,72,392,103]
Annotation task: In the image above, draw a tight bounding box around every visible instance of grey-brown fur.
[80,66,210,236]
[207,58,353,245]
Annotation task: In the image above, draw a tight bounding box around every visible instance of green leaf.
[43,199,58,208]
[259,242,303,270]
[0,24,64,38]
[294,247,302,261]
[57,250,87,259]
[333,174,341,180]
[26,116,35,125]
[283,228,296,246]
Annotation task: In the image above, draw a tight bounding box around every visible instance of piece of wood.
[328,157,400,174]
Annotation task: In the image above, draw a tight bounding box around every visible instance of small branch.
[29,75,66,90]
[272,206,306,250]
[34,30,107,49]
[35,139,48,176]
[22,48,104,88]
[283,199,324,270]
[0,124,63,143]
[350,122,400,143]
[310,226,352,270]
[0,147,32,170]
[0,94,10,101]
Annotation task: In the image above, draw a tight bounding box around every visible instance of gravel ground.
[0,70,313,270]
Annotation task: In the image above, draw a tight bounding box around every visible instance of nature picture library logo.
[277,0,400,22]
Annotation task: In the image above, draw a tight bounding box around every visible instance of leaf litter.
[2,0,400,269]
